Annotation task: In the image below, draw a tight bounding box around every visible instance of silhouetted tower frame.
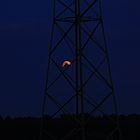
[40,0,122,140]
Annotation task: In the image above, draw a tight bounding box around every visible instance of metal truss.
[39,0,122,140]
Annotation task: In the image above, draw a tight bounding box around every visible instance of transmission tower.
[40,0,121,140]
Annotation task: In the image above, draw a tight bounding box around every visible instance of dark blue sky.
[0,0,140,117]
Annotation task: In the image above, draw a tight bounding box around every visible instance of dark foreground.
[0,114,140,140]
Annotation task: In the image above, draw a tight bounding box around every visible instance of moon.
[62,60,71,67]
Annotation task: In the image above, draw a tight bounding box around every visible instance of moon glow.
[62,60,71,67]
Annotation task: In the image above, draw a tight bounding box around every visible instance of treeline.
[0,114,139,140]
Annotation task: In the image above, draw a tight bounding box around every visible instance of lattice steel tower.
[40,0,121,140]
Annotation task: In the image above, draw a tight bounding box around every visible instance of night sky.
[0,0,140,117]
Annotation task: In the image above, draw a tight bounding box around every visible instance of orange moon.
[62,60,71,67]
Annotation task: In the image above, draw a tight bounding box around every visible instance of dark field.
[0,115,140,140]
